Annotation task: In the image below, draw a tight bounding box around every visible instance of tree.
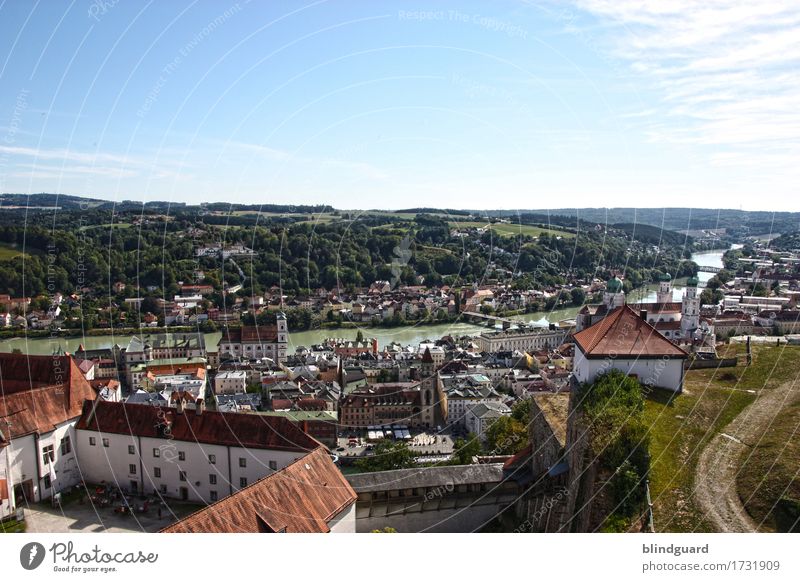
[511,398,532,424]
[356,440,415,472]
[570,287,586,306]
[579,370,650,519]
[485,417,528,455]
[451,434,481,465]
[355,329,364,343]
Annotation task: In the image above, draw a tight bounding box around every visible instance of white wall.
[574,350,684,392]
[0,420,81,519]
[76,428,306,504]
[328,502,356,533]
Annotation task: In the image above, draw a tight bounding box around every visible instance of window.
[129,464,137,475]
[153,448,160,458]
[269,461,277,471]
[154,467,161,478]
[239,477,247,488]
[43,475,51,489]
[60,436,71,455]
[89,436,96,446]
[42,445,54,465]
[210,491,218,502]
[179,471,187,482]
[128,445,135,455]
[208,454,216,464]
[209,474,217,485]
[102,438,109,448]
[159,484,167,494]
[239,457,246,468]
[178,451,185,461]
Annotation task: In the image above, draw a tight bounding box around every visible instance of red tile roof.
[220,325,278,344]
[76,400,321,453]
[0,354,96,443]
[161,447,356,533]
[572,305,688,359]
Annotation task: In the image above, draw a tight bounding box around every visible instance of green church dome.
[606,276,623,293]
[658,272,672,282]
[686,276,699,286]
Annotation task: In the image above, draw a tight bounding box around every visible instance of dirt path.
[693,379,797,532]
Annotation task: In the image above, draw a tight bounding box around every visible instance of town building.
[339,382,437,429]
[572,305,689,392]
[475,326,568,353]
[75,399,320,503]
[214,370,247,394]
[439,372,502,427]
[0,354,96,520]
[161,447,356,533]
[465,401,511,439]
[218,315,288,363]
[123,333,207,386]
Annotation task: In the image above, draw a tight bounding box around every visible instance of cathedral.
[576,273,714,346]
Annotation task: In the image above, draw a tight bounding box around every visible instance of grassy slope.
[0,242,31,261]
[448,221,575,238]
[644,344,800,532]
[736,356,800,531]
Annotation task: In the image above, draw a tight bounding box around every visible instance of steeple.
[681,275,700,337]
[602,275,625,309]
[656,273,673,304]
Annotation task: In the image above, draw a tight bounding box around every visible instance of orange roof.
[161,447,356,533]
[0,354,96,443]
[77,400,320,452]
[572,305,688,359]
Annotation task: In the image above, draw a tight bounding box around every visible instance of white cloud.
[572,0,800,178]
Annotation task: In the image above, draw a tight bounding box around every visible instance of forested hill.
[500,207,800,237]
[0,197,699,300]
[770,231,800,251]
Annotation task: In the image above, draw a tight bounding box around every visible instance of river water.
[0,248,730,356]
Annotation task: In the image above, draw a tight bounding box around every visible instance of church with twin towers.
[576,272,714,347]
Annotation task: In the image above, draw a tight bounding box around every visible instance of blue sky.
[1,0,798,210]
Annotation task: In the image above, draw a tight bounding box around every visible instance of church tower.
[276,312,288,363]
[420,347,436,428]
[681,276,701,338]
[602,275,625,310]
[656,273,673,304]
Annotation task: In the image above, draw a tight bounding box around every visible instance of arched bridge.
[696,265,722,274]
[461,311,516,329]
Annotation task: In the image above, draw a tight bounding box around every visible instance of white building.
[439,373,502,427]
[572,305,689,392]
[465,401,511,439]
[218,315,288,363]
[214,370,247,394]
[475,326,567,353]
[123,333,207,386]
[75,399,321,504]
[161,447,356,533]
[0,354,96,520]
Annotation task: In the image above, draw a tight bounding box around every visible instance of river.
[0,247,732,356]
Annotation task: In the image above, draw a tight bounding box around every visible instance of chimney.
[196,398,204,415]
[639,309,648,321]
[176,396,184,414]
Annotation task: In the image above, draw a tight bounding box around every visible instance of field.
[643,344,800,532]
[0,242,31,261]
[448,221,575,238]
[77,222,134,231]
